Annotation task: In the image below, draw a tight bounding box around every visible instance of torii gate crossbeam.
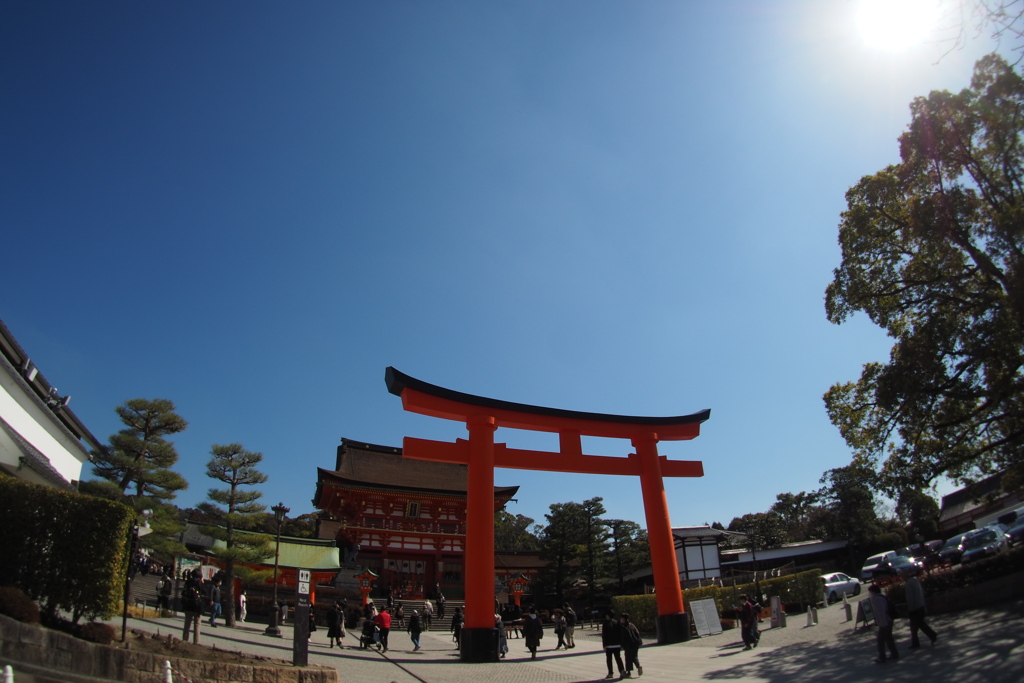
[385,367,710,662]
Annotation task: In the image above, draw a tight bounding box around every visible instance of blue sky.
[1,2,1001,530]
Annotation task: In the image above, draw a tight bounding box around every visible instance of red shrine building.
[313,438,519,599]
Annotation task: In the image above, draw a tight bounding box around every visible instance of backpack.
[183,585,201,612]
[625,623,642,648]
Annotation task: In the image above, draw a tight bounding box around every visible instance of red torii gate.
[385,367,709,661]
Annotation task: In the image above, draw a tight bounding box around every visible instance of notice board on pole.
[690,598,723,637]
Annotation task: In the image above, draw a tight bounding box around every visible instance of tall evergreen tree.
[606,520,649,590]
[199,443,273,628]
[494,510,540,551]
[80,398,189,560]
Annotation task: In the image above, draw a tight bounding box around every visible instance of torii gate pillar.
[385,368,709,661]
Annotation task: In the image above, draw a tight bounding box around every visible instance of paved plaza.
[7,599,1024,682]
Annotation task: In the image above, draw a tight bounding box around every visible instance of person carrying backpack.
[619,612,643,678]
[181,574,203,644]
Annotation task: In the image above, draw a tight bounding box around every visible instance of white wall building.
[0,319,102,490]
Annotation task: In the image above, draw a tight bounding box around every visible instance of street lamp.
[746,527,760,603]
[121,509,152,642]
[264,503,290,637]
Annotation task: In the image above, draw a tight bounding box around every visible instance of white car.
[859,551,899,581]
[821,572,862,603]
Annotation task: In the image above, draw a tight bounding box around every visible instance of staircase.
[393,599,466,632]
[129,573,165,609]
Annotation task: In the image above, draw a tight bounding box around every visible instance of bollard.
[845,601,853,622]
[3,664,13,683]
[805,607,817,627]
[164,660,173,683]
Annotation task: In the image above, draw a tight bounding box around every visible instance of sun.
[856,0,940,51]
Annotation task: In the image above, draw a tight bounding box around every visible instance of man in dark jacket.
[408,609,423,651]
[601,609,625,679]
[522,606,544,659]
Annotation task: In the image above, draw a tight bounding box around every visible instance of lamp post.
[746,527,760,602]
[264,503,290,637]
[121,509,152,642]
[508,573,528,607]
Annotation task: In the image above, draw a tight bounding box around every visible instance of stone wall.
[0,613,338,683]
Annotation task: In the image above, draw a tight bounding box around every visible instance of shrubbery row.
[612,569,823,633]
[0,476,135,622]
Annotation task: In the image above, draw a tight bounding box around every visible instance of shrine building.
[313,438,519,599]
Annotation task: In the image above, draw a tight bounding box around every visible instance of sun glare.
[857,0,939,51]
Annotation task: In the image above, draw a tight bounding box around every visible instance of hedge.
[612,569,823,633]
[0,476,134,621]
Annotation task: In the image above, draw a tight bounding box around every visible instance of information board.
[689,598,722,637]
[855,597,874,630]
[293,569,312,666]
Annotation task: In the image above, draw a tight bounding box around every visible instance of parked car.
[896,540,943,567]
[996,505,1024,526]
[960,528,1008,564]
[859,551,899,581]
[1006,518,1024,547]
[873,554,926,579]
[821,572,861,603]
[938,532,975,565]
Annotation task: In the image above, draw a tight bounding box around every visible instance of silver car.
[821,572,861,603]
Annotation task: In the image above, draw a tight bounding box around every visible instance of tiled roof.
[318,439,519,498]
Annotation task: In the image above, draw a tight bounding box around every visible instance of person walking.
[327,602,346,648]
[868,584,899,663]
[451,606,465,649]
[437,593,447,620]
[563,602,577,648]
[158,571,173,612]
[620,612,643,678]
[408,609,423,651]
[496,613,509,659]
[238,589,247,623]
[601,609,626,679]
[522,606,544,659]
[904,570,938,648]
[737,594,759,650]
[552,608,568,649]
[208,579,222,628]
[422,599,434,631]
[181,573,203,644]
[395,602,406,629]
[374,606,392,652]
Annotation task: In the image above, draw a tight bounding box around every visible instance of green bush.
[0,477,134,622]
[0,585,40,624]
[79,621,116,645]
[923,546,1024,596]
[610,569,823,633]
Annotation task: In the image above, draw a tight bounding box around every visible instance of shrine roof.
[317,438,519,498]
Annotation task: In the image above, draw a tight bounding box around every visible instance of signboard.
[770,596,786,629]
[855,598,874,630]
[293,569,312,666]
[689,598,722,637]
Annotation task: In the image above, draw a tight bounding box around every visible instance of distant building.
[673,525,739,581]
[313,438,519,599]
[719,539,848,574]
[938,472,1024,533]
[0,319,102,490]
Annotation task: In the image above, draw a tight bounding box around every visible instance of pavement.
[5,599,1024,682]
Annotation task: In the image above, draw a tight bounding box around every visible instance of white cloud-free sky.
[0,1,1000,529]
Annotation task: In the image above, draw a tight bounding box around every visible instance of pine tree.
[199,443,273,628]
[80,398,189,560]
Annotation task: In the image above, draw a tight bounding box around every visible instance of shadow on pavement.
[701,602,1024,683]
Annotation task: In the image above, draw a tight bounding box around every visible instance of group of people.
[868,571,939,664]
